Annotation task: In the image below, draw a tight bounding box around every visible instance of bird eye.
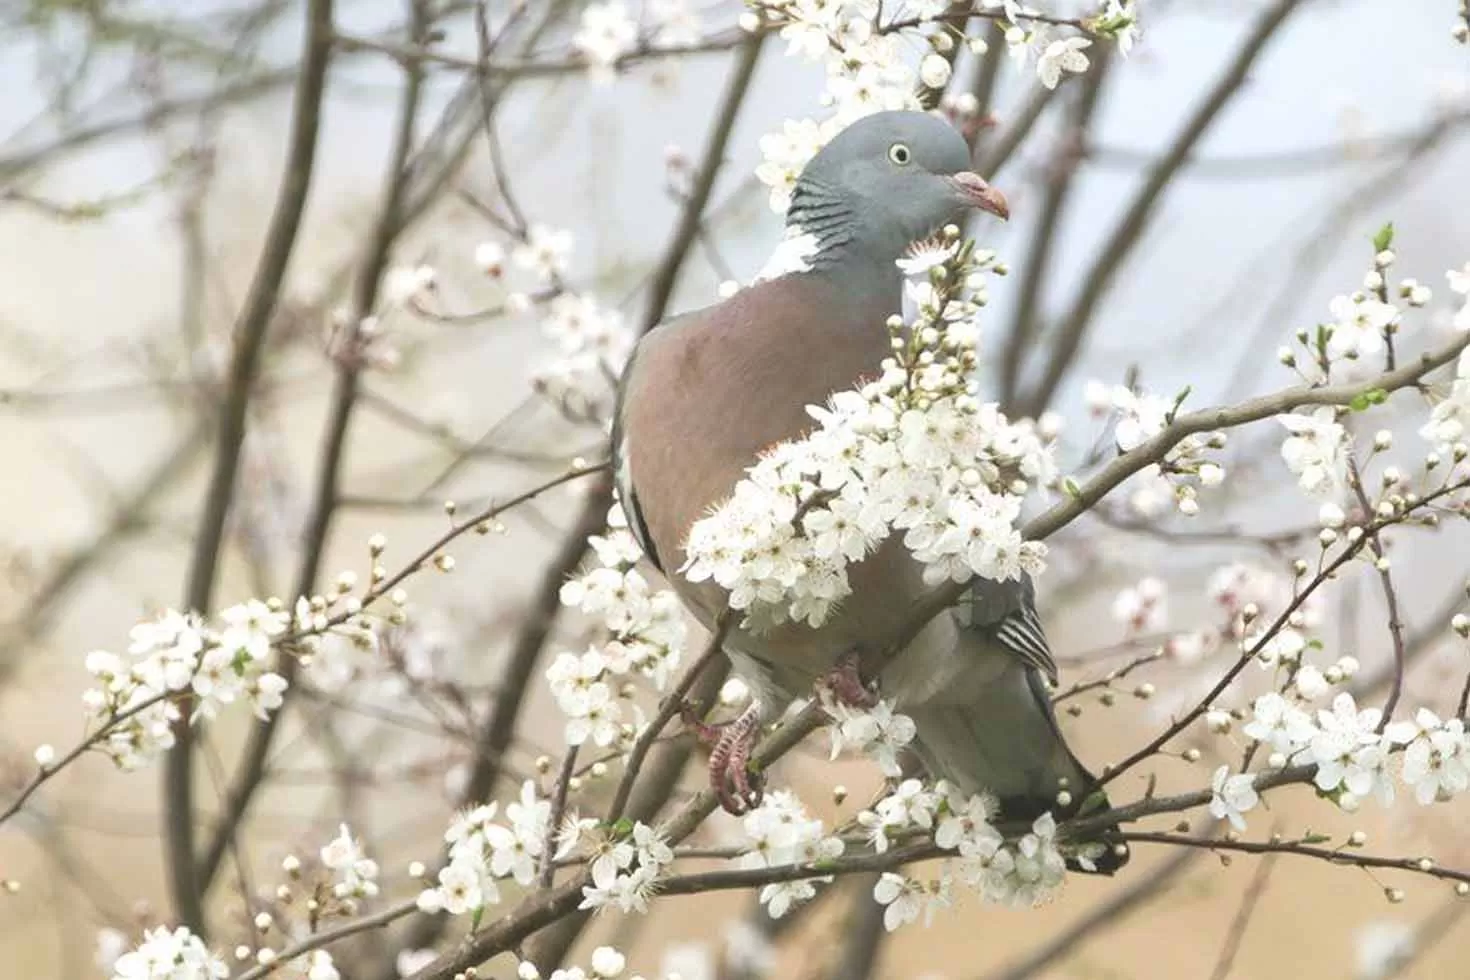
[888,143,912,166]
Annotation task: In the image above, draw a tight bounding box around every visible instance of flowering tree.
[4,1,1470,979]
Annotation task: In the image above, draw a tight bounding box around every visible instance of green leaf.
[1350,387,1389,411]
[1372,221,1395,253]
[1301,832,1333,845]
[471,906,484,933]
[1063,478,1082,500]
[610,818,634,838]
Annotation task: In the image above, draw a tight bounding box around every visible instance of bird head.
[788,110,1008,266]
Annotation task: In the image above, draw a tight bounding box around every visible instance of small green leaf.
[471,906,484,933]
[1301,832,1333,845]
[610,817,634,838]
[1063,478,1082,500]
[1372,221,1395,253]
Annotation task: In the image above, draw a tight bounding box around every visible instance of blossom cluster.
[549,505,688,745]
[107,926,227,980]
[82,602,289,770]
[1279,240,1418,385]
[683,237,1054,629]
[320,823,381,900]
[739,790,846,917]
[855,779,1071,928]
[561,817,677,914]
[1212,691,1470,829]
[416,780,553,916]
[1421,344,1470,456]
[824,696,918,777]
[571,0,702,80]
[461,222,635,420]
[750,0,1137,211]
[534,291,635,421]
[1083,380,1226,516]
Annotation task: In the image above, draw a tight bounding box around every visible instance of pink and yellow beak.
[950,171,1010,221]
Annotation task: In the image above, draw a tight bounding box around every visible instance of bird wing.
[952,574,1058,686]
[611,328,668,573]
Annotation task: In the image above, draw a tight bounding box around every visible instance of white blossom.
[1111,577,1167,633]
[110,926,227,980]
[825,698,916,777]
[1208,766,1259,831]
[1035,37,1090,89]
[1420,347,1470,452]
[1311,693,1393,806]
[320,823,380,898]
[573,2,638,79]
[872,872,950,931]
[1385,708,1470,805]
[512,225,574,281]
[1243,692,1316,758]
[1325,294,1395,361]
[1279,407,1347,498]
[1354,920,1416,980]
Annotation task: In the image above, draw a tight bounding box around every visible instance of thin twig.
[0,692,171,827]
[538,749,580,888]
[1347,458,1409,730]
[233,899,420,980]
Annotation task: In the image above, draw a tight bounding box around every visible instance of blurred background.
[3,0,1470,977]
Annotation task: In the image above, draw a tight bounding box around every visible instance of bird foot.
[818,648,880,709]
[682,701,764,815]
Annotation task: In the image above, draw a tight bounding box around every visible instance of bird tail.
[906,659,1129,875]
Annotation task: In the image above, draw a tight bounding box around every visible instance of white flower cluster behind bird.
[548,506,688,744]
[416,780,553,916]
[683,235,1054,630]
[824,697,918,777]
[534,292,635,421]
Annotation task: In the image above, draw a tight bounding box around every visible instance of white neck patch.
[753,226,821,283]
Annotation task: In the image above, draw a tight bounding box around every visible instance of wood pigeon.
[613,110,1127,873]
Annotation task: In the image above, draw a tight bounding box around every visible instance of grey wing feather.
[953,574,1058,685]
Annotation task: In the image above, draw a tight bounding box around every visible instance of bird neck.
[784,177,906,312]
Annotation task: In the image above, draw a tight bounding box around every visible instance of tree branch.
[165,0,335,935]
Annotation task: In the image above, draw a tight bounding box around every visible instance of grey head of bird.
[786,110,1009,276]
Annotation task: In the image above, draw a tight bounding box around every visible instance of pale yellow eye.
[888,143,912,165]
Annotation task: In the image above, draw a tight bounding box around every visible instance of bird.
[612,110,1127,873]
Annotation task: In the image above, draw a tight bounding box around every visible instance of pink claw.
[686,701,764,814]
